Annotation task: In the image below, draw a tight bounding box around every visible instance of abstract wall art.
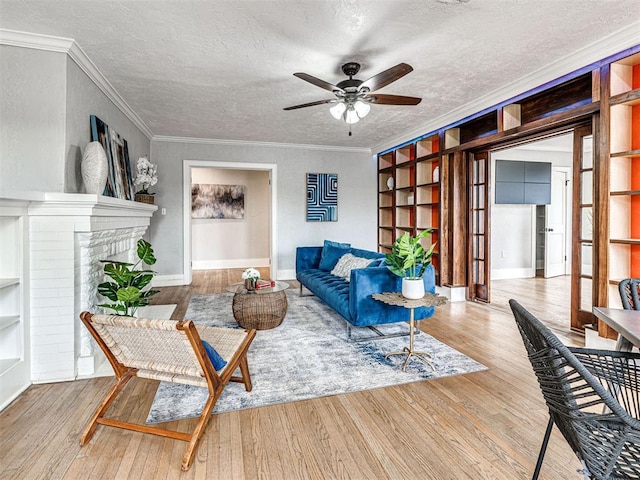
[306,173,337,222]
[191,184,246,219]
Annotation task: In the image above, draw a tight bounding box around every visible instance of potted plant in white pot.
[385,229,436,299]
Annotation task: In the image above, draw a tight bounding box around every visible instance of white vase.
[402,278,425,299]
[81,141,108,195]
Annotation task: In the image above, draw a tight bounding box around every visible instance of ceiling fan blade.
[368,94,422,105]
[283,99,335,111]
[360,63,413,92]
[293,73,344,93]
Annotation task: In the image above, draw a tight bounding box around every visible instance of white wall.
[490,140,572,279]
[149,140,375,279]
[0,46,67,193]
[191,168,270,269]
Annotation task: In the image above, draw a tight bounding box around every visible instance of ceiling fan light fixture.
[344,106,360,124]
[354,100,371,118]
[329,101,347,120]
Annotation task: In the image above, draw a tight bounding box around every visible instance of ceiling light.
[344,105,360,124]
[329,102,346,120]
[354,100,371,118]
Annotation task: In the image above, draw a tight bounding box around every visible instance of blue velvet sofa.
[295,243,436,332]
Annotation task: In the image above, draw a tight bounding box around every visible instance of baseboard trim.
[192,258,270,270]
[153,274,186,287]
[491,268,536,280]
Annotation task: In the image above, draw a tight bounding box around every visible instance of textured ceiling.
[1,1,638,150]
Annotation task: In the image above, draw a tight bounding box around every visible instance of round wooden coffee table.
[225,281,289,330]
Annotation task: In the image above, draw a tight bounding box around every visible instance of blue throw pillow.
[202,340,227,371]
[324,240,350,250]
[319,243,351,271]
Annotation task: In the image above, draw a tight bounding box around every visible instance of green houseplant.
[97,239,160,316]
[385,229,436,299]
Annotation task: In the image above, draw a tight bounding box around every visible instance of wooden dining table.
[592,307,640,352]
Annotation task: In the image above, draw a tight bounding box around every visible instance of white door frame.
[183,160,278,285]
[544,166,571,277]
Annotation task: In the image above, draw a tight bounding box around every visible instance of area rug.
[146,290,486,424]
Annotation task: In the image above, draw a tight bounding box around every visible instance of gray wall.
[65,59,150,193]
[0,45,150,194]
[150,140,376,277]
[0,46,67,193]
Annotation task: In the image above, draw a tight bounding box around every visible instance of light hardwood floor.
[0,271,583,479]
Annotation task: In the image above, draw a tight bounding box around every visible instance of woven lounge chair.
[79,312,256,471]
[509,300,640,480]
[619,278,640,310]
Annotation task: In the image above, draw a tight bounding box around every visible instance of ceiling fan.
[284,62,422,127]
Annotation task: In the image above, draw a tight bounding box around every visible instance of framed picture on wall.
[306,173,337,221]
[89,115,116,197]
[191,184,246,219]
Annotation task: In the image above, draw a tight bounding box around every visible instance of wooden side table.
[372,292,447,371]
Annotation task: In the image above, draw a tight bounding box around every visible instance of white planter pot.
[402,278,425,299]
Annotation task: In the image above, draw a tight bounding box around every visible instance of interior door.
[544,168,570,278]
[468,151,490,302]
[571,124,595,331]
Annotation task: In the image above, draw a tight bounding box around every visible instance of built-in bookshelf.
[608,51,640,308]
[378,134,440,283]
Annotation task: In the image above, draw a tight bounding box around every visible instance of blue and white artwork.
[306,173,337,222]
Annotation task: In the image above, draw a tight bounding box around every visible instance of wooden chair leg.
[238,355,252,392]
[181,388,223,471]
[80,370,136,446]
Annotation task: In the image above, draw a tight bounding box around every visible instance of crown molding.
[0,28,154,140]
[152,135,372,154]
[371,21,640,154]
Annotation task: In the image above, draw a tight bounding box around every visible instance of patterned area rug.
[146,290,486,424]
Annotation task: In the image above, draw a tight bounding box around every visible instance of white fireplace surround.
[3,192,156,383]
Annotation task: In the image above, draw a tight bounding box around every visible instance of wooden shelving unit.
[378,134,440,282]
[607,52,640,308]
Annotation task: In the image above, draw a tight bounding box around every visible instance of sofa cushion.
[331,253,375,281]
[319,242,351,271]
[296,269,351,321]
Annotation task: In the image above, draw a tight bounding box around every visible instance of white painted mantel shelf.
[1,192,156,385]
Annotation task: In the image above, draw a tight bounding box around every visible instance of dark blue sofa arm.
[349,264,436,327]
[295,246,323,275]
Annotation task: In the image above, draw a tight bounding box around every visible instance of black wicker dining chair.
[509,299,640,480]
[619,278,640,310]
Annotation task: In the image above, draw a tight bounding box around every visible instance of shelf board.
[416,153,440,163]
[0,278,20,289]
[0,358,21,376]
[0,315,20,331]
[610,149,640,158]
[610,238,640,245]
[417,182,440,188]
[395,185,415,191]
[610,88,640,107]
[417,202,439,206]
[611,190,640,196]
[378,226,394,230]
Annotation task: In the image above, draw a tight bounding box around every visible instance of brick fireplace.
[25,193,156,381]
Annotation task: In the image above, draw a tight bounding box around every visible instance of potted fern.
[385,229,436,299]
[97,239,159,316]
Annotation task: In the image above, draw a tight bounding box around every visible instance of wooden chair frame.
[79,311,256,471]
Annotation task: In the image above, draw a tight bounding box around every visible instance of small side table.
[372,292,447,372]
[225,281,289,330]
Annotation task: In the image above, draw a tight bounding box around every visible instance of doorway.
[182,160,278,285]
[490,133,573,282]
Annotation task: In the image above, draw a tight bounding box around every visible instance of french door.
[468,151,490,302]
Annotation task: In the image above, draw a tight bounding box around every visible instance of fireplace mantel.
[1,192,157,383]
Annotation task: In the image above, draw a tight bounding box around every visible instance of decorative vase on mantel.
[135,192,155,204]
[401,278,425,300]
[81,141,108,195]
